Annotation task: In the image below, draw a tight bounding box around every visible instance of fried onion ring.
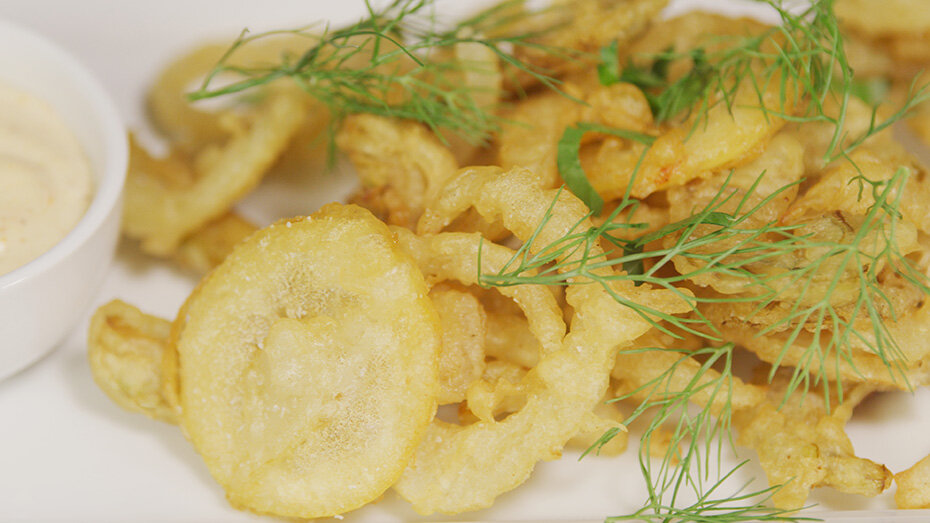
[398,167,689,513]
[337,114,459,229]
[124,88,305,256]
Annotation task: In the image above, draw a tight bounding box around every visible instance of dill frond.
[602,346,818,523]
[605,0,929,163]
[189,0,571,147]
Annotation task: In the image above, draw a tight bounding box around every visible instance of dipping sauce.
[0,82,94,276]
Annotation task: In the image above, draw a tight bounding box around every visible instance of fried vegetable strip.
[896,453,930,509]
[734,374,892,509]
[498,82,654,188]
[88,300,177,424]
[172,212,258,274]
[505,0,669,90]
[124,89,305,255]
[430,284,487,404]
[337,114,458,229]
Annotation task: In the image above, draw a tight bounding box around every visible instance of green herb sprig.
[601,345,818,523]
[189,0,572,147]
[597,0,929,166]
[483,148,925,522]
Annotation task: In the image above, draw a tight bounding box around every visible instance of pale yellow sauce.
[0,83,94,275]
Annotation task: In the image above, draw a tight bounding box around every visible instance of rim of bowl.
[0,19,127,289]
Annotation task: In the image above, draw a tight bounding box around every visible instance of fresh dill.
[188,0,569,147]
[482,162,925,519]
[481,173,801,332]
[848,77,890,107]
[602,345,818,523]
[616,46,711,124]
[752,168,928,403]
[598,0,928,164]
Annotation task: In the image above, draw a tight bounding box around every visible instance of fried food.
[665,131,805,294]
[172,211,258,274]
[565,392,629,456]
[146,43,241,153]
[337,114,458,229]
[176,204,441,518]
[613,347,765,417]
[394,229,567,357]
[498,12,792,201]
[498,81,655,188]
[784,94,899,174]
[124,88,305,256]
[395,279,659,514]
[483,306,543,369]
[87,300,177,424]
[498,76,791,202]
[504,0,669,91]
[896,453,930,509]
[430,284,487,404]
[461,360,629,456]
[592,74,795,200]
[460,358,528,424]
[835,0,930,41]
[785,147,930,235]
[734,373,892,509]
[125,36,332,264]
[713,299,930,389]
[147,38,330,153]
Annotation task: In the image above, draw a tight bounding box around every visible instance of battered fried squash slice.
[176,204,441,518]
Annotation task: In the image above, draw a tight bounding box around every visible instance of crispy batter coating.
[88,300,177,424]
[734,373,892,509]
[896,453,930,509]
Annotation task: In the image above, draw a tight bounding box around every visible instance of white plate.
[1,1,929,521]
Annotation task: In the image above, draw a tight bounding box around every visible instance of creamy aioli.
[0,82,94,275]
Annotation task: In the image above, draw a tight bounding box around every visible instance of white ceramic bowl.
[0,20,127,381]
